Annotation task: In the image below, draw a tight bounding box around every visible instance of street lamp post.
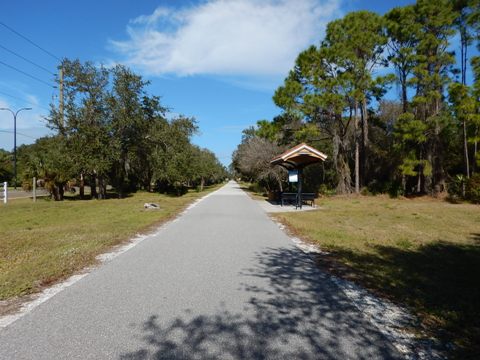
[0,107,32,190]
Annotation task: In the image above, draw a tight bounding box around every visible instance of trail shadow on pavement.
[120,247,402,359]
[321,240,480,358]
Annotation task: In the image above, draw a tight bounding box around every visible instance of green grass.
[273,195,480,358]
[0,185,220,303]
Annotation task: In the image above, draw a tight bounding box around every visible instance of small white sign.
[3,181,7,204]
[288,170,298,183]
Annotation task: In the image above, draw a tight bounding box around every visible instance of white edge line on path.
[0,187,223,329]
[271,218,446,360]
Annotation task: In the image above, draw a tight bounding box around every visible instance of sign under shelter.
[270,143,327,208]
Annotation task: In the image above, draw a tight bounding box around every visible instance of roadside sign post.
[3,181,7,204]
[33,177,36,202]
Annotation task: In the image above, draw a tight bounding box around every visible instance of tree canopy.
[234,0,480,201]
[2,59,226,200]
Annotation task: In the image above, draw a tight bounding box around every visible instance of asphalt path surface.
[0,181,402,359]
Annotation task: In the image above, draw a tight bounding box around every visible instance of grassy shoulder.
[273,195,480,358]
[0,184,221,303]
[237,181,269,200]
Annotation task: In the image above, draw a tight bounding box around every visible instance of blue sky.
[1,0,420,165]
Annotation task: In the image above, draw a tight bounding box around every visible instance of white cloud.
[110,0,341,77]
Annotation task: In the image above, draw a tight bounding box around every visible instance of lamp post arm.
[0,108,14,117]
[0,107,31,190]
[15,108,32,117]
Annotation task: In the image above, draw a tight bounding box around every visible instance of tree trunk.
[117,176,123,199]
[474,127,478,174]
[401,69,408,113]
[98,176,106,199]
[417,149,423,194]
[361,97,368,187]
[424,98,443,195]
[434,156,446,194]
[354,103,360,194]
[79,173,85,199]
[432,102,446,194]
[463,119,470,178]
[51,184,60,201]
[337,151,352,195]
[461,28,467,86]
[58,184,64,201]
[333,126,352,194]
[417,169,422,194]
[200,177,205,191]
[424,149,433,194]
[91,174,98,199]
[51,183,64,201]
[277,178,283,193]
[145,168,153,192]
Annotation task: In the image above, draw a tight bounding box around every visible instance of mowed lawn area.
[0,186,219,305]
[273,196,480,358]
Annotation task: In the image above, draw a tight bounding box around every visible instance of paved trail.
[0,181,401,359]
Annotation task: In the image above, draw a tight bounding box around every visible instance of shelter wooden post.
[297,168,302,209]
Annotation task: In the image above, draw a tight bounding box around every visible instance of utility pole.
[0,107,32,189]
[59,66,64,127]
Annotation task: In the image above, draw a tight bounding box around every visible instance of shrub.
[360,187,372,196]
[447,175,463,198]
[22,180,32,191]
[366,180,403,198]
[318,184,336,196]
[387,181,403,198]
[366,180,386,195]
[465,174,480,204]
[248,182,264,194]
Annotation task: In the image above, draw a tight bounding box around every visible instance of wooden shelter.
[270,143,327,208]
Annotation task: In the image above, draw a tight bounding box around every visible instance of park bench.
[280,192,316,207]
[280,192,297,206]
[301,193,315,207]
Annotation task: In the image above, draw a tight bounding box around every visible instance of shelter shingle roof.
[270,143,327,169]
